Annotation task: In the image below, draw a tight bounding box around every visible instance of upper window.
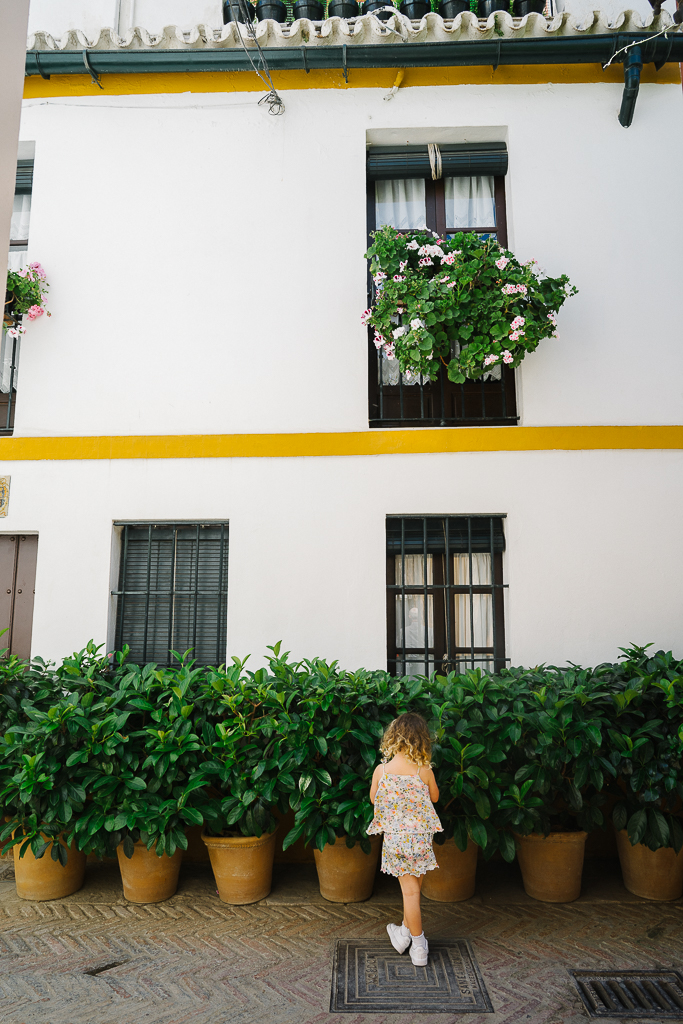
[9,159,33,272]
[386,515,507,678]
[0,159,31,437]
[367,144,517,429]
[113,523,229,667]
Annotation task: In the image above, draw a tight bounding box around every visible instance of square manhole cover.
[331,939,493,1013]
[570,970,683,1018]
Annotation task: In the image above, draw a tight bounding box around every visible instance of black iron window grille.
[113,522,229,667]
[367,148,518,429]
[386,515,507,677]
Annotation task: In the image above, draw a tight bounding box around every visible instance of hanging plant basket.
[363,227,577,383]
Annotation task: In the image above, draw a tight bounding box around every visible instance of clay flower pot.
[422,837,478,902]
[14,837,86,901]
[116,841,183,903]
[616,829,683,901]
[202,830,277,904]
[313,834,381,902]
[514,831,587,902]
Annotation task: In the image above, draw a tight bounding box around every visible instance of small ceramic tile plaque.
[0,477,9,517]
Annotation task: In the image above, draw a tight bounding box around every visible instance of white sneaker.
[387,922,411,954]
[409,933,429,966]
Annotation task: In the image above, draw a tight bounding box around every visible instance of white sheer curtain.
[453,553,493,671]
[0,328,20,394]
[395,554,433,676]
[10,195,31,241]
[445,175,495,231]
[375,178,426,230]
[375,179,427,387]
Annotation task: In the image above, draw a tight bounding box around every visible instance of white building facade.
[2,0,682,672]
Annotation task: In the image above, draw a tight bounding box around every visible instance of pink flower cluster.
[508,330,524,341]
[495,256,510,270]
[502,283,528,296]
[440,253,456,265]
[419,243,444,258]
[418,257,433,267]
[510,316,525,330]
[393,274,406,282]
[361,308,372,325]
[483,354,498,366]
[502,350,514,364]
[399,260,408,272]
[373,330,385,349]
[27,305,44,321]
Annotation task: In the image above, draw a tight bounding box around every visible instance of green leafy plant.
[363,225,576,382]
[606,645,683,852]
[4,263,50,330]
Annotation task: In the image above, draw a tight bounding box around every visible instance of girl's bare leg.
[399,873,425,936]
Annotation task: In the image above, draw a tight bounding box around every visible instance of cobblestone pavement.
[0,857,680,1024]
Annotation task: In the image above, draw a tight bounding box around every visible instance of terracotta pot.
[314,834,381,902]
[514,831,587,902]
[422,838,478,902]
[14,837,86,901]
[616,829,683,901]
[202,830,277,904]
[116,841,183,903]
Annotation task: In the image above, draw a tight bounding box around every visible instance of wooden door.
[0,534,38,660]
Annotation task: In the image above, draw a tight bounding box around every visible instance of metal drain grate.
[570,970,683,1018]
[331,939,493,1014]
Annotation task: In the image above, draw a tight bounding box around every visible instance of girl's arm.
[369,765,382,805]
[422,766,439,803]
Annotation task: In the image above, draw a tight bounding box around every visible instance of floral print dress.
[367,766,443,877]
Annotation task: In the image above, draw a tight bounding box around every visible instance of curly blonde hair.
[380,713,432,767]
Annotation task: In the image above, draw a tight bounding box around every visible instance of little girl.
[368,712,442,966]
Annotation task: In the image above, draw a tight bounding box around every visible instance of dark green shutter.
[114,523,229,666]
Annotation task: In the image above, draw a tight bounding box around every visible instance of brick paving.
[0,857,680,1024]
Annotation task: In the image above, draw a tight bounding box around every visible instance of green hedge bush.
[0,641,681,864]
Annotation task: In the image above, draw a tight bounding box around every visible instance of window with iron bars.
[1,159,32,437]
[367,151,517,429]
[113,523,229,667]
[386,515,507,677]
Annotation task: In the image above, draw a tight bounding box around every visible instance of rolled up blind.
[367,143,508,181]
[15,160,33,196]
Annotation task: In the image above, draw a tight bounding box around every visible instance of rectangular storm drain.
[83,961,129,977]
[570,970,683,1018]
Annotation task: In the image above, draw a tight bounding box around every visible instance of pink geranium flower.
[26,305,44,321]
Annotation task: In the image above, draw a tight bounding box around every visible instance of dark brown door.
[0,534,38,661]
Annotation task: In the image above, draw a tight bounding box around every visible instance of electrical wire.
[227,0,285,114]
[602,21,682,69]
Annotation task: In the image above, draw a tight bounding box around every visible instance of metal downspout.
[618,45,643,127]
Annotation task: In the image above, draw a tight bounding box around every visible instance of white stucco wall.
[16,80,683,437]
[0,448,681,669]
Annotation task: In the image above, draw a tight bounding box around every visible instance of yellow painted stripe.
[0,425,680,462]
[23,61,681,99]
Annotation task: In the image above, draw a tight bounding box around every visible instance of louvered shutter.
[114,523,228,667]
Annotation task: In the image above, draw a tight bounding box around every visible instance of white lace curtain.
[395,553,493,676]
[445,175,496,231]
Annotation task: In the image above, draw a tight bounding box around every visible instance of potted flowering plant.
[363,226,576,382]
[4,263,50,340]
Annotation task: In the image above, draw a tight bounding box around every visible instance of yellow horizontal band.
[23,62,680,99]
[0,425,680,462]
